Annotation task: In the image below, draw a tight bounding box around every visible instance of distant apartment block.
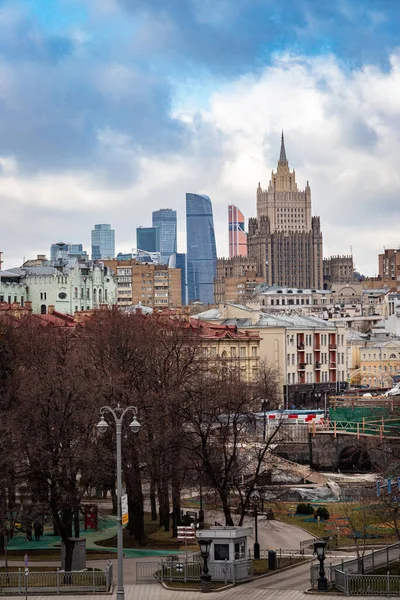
[214,256,263,304]
[103,259,182,309]
[50,242,87,261]
[323,255,354,287]
[228,205,247,258]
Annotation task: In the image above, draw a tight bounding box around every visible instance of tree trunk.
[110,487,117,516]
[50,500,74,572]
[74,509,80,538]
[221,494,234,526]
[150,477,157,521]
[162,479,170,532]
[171,477,181,538]
[125,447,145,545]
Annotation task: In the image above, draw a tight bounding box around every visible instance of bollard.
[268,550,277,571]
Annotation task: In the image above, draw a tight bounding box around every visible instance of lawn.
[98,513,198,551]
[274,501,400,546]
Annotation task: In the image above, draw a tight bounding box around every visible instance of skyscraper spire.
[279,130,288,165]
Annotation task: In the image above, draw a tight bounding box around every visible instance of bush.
[315,507,330,521]
[296,503,315,515]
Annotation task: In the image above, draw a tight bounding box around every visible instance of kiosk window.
[214,544,229,561]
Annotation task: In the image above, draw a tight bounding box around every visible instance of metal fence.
[310,542,400,595]
[136,558,253,585]
[0,564,113,595]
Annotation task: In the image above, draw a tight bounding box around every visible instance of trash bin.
[268,550,277,570]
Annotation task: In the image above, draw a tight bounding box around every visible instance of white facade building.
[3,258,116,315]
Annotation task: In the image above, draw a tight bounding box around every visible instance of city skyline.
[1,2,400,274]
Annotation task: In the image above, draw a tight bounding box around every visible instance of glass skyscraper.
[152,209,177,265]
[136,226,160,253]
[50,243,87,261]
[169,252,187,305]
[186,193,217,305]
[91,224,115,260]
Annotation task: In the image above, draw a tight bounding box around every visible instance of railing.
[137,558,253,585]
[311,542,400,595]
[0,566,112,594]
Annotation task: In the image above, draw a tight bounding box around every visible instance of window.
[214,544,229,561]
[231,347,236,358]
[210,347,217,357]
[287,354,290,366]
[240,347,246,357]
[234,542,245,559]
[251,346,257,357]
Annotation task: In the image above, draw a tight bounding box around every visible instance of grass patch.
[98,513,198,551]
[1,549,116,561]
[373,561,400,576]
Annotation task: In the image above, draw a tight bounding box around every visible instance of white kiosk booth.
[197,526,253,584]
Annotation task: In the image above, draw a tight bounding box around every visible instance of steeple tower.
[278,130,288,166]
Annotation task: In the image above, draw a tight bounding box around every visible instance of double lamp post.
[97,405,141,600]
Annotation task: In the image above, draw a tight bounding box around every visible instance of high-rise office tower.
[228,205,247,258]
[186,193,217,305]
[136,226,160,253]
[169,252,187,306]
[91,224,115,261]
[248,133,323,288]
[152,209,177,265]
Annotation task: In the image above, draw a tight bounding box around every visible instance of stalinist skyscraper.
[248,133,323,289]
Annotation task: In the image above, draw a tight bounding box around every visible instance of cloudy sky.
[1,0,400,274]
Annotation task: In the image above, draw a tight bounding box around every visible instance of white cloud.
[2,51,400,276]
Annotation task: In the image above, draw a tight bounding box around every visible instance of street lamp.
[313,540,328,591]
[250,486,263,560]
[198,538,212,593]
[261,400,269,441]
[96,404,141,600]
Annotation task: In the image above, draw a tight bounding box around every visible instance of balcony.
[297,362,307,370]
[329,363,336,369]
[297,342,304,350]
[315,362,321,370]
[329,344,337,350]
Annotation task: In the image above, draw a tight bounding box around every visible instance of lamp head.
[198,538,212,558]
[129,416,141,434]
[313,540,326,559]
[97,415,109,435]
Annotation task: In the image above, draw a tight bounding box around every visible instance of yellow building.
[359,340,400,388]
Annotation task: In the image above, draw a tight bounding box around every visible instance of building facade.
[194,303,347,406]
[152,209,177,265]
[323,255,354,287]
[248,133,323,289]
[91,224,115,260]
[379,249,400,282]
[136,226,160,254]
[4,259,116,315]
[214,257,263,304]
[228,205,247,258]
[103,259,182,309]
[359,340,400,388]
[186,193,217,305]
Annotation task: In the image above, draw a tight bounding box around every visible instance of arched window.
[390,353,397,359]
[41,304,47,315]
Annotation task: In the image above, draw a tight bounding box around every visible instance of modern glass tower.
[186,193,217,305]
[169,252,187,305]
[91,224,115,260]
[136,226,160,253]
[228,205,247,257]
[152,209,177,265]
